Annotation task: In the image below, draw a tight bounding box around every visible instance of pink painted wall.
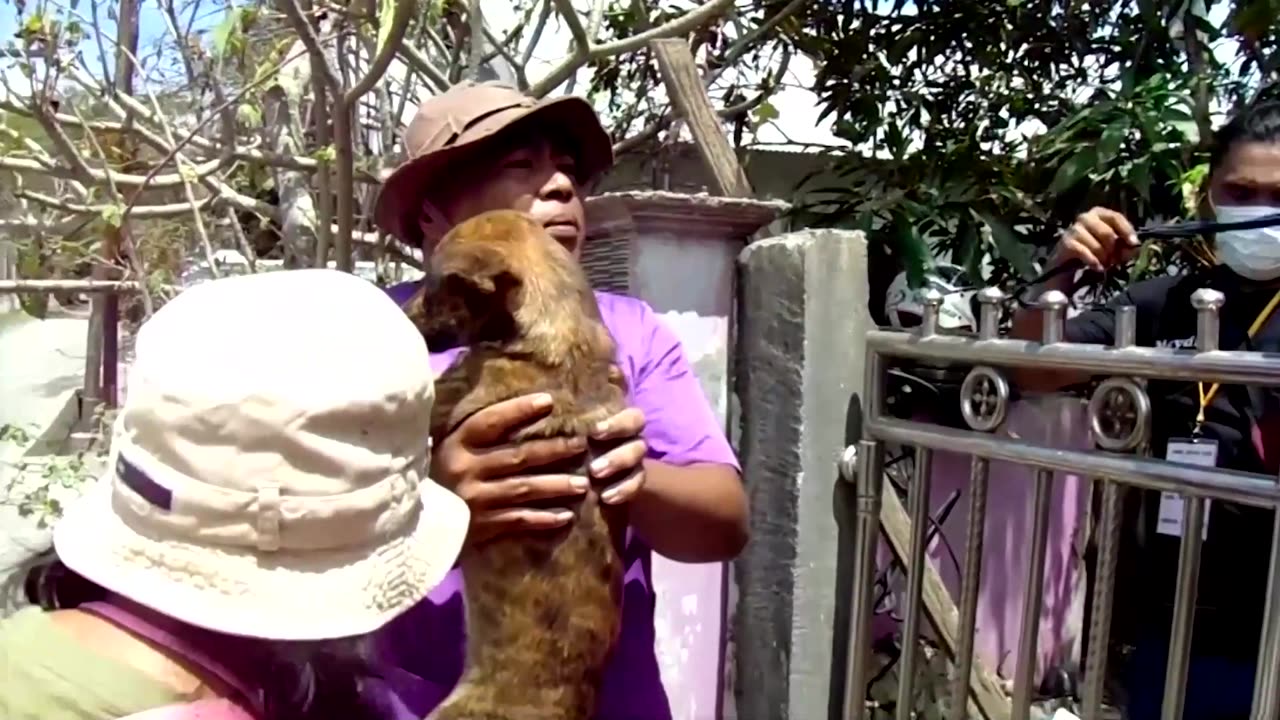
[582,192,786,720]
[871,396,1092,684]
[650,312,732,720]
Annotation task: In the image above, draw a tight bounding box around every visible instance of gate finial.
[1038,289,1069,344]
[977,287,1004,340]
[1191,288,1226,352]
[918,287,944,337]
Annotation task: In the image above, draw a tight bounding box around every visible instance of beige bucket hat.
[53,269,468,641]
[373,80,614,250]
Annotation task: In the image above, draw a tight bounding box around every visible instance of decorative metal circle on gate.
[1087,377,1151,452]
[960,365,1010,432]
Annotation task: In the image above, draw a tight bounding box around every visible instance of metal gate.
[838,286,1280,720]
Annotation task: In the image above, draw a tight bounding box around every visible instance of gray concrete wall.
[733,229,871,720]
[600,144,844,216]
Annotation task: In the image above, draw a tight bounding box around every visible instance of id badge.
[1156,438,1217,540]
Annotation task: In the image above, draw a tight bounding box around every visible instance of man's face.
[1209,140,1280,208]
[427,131,587,258]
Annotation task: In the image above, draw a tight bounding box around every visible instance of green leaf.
[1047,146,1098,196]
[1096,122,1127,165]
[211,7,242,59]
[312,144,336,163]
[894,217,931,289]
[1130,158,1152,200]
[21,13,45,37]
[752,101,780,128]
[376,0,397,57]
[19,292,48,319]
[959,219,985,286]
[1181,162,1209,215]
[973,210,1035,279]
[0,423,33,445]
[100,202,124,228]
[1129,240,1159,282]
[236,102,262,127]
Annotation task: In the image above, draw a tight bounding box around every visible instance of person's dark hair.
[19,549,108,609]
[1208,98,1280,174]
[15,550,388,720]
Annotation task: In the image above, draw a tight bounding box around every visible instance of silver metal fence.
[838,286,1280,720]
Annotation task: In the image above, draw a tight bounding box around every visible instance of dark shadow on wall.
[828,390,863,720]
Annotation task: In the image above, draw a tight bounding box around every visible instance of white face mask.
[1215,204,1280,281]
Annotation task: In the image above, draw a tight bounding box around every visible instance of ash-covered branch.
[529,0,733,97]
[347,0,417,103]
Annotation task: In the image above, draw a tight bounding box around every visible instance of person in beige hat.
[373,81,749,720]
[0,269,469,720]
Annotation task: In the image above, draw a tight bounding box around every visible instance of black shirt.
[1065,265,1280,658]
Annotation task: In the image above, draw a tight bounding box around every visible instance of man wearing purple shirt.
[370,81,749,720]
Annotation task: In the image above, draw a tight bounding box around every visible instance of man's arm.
[631,461,748,563]
[623,310,748,564]
[1012,207,1138,391]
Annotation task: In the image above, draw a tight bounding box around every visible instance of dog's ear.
[432,249,522,326]
[437,244,517,297]
[453,269,522,323]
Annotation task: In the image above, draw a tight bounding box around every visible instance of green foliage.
[1230,0,1280,77]
[784,0,1276,316]
[586,2,791,145]
[15,241,50,319]
[375,0,398,58]
[312,144,337,163]
[0,410,111,529]
[99,201,124,228]
[211,5,260,64]
[205,2,289,95]
[0,423,34,446]
[3,453,86,528]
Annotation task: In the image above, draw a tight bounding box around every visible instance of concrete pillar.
[733,229,872,720]
[582,191,787,720]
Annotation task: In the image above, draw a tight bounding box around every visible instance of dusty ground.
[0,304,106,614]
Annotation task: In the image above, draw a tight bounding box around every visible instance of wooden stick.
[649,38,753,198]
[879,483,1012,720]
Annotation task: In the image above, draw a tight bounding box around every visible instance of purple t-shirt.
[374,282,739,720]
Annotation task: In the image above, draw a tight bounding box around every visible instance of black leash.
[1008,213,1280,308]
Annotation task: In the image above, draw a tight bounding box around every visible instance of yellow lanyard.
[1195,288,1280,431]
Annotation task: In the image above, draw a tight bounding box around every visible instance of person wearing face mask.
[1013,99,1280,719]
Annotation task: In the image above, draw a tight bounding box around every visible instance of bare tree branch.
[0,154,228,188]
[400,40,452,92]
[0,0,790,280]
[347,0,417,103]
[553,0,590,56]
[466,0,485,80]
[611,0,805,153]
[17,189,216,218]
[278,0,342,93]
[522,0,554,69]
[530,0,734,97]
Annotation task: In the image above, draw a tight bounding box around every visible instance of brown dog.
[406,209,628,720]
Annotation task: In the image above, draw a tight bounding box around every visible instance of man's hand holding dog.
[432,393,648,546]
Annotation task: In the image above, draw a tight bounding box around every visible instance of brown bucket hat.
[374,81,615,249]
